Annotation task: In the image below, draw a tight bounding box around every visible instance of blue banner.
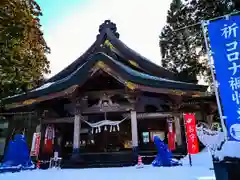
[208,15,240,141]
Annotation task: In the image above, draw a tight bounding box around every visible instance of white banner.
[30,132,41,156]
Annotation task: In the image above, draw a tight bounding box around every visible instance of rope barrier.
[83,116,128,128]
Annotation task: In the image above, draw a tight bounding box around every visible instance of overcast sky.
[36,0,172,77]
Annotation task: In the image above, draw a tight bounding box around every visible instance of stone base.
[70,148,82,161]
[62,151,134,168]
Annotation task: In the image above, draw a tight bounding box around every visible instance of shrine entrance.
[45,112,132,159]
[80,113,132,153]
[54,123,74,158]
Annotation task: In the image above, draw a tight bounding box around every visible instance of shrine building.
[0,20,216,167]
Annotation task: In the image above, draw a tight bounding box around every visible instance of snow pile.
[181,148,214,169]
[214,141,240,161]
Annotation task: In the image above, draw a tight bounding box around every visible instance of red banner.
[183,113,199,154]
[167,119,176,151]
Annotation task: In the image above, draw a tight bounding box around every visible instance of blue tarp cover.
[152,136,181,167]
[0,134,35,172]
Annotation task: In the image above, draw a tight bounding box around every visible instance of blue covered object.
[0,134,35,173]
[152,136,181,167]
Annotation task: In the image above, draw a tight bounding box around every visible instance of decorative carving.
[97,94,120,111]
[84,93,133,113]
[98,20,120,38]
[125,81,137,90]
[128,60,139,68]
[104,40,114,49]
[170,89,185,96]
[170,104,181,111]
[125,95,137,104]
[23,99,37,105]
[74,97,87,115]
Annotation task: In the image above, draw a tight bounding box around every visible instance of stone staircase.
[61,151,134,168]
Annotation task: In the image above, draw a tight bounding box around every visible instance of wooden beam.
[42,117,74,124]
[83,89,126,98]
[42,112,177,124]
[136,84,206,97]
[82,104,133,114]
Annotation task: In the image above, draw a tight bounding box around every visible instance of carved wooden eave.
[82,104,132,114]
[82,93,133,114]
[178,101,217,114]
[83,89,126,99]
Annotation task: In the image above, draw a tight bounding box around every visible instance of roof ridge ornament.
[98,20,120,38]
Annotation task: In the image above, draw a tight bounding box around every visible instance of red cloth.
[44,139,54,153]
[167,120,176,151]
[168,131,176,151]
[43,125,55,154]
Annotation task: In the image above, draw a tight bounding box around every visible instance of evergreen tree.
[0,0,50,99]
[160,0,234,84]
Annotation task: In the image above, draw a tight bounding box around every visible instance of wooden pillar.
[73,114,81,153]
[131,110,138,162]
[131,110,138,147]
[71,99,82,160]
[174,116,183,146]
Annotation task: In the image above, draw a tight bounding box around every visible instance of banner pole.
[201,20,228,140]
[188,154,192,167]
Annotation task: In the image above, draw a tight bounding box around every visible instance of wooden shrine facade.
[0,20,217,167]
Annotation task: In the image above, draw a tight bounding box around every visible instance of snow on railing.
[196,122,240,161]
[196,122,225,154]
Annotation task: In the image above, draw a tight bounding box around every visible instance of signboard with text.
[208,16,240,141]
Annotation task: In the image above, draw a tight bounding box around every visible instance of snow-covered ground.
[0,149,215,180]
[181,148,214,169]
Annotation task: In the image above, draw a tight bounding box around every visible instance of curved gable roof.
[3,52,207,104]
[46,20,176,84]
